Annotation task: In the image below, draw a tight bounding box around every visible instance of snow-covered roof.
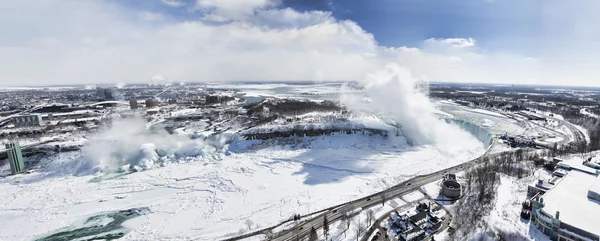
[541,170,600,236]
[558,157,598,175]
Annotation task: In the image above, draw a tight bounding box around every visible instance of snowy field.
[0,132,485,240]
[477,175,550,241]
[0,77,523,240]
[436,103,526,136]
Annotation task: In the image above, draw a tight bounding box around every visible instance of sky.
[1,0,599,86]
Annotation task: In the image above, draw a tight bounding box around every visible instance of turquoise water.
[36,208,150,241]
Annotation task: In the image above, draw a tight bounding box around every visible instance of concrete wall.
[441,179,462,198]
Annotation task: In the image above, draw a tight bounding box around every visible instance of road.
[210,108,588,241]
[549,116,586,144]
[267,150,508,241]
[267,118,587,241]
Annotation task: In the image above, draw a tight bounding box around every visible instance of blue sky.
[113,0,541,51]
[0,0,598,86]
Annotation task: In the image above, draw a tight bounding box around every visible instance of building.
[527,179,555,196]
[96,87,116,101]
[129,96,138,109]
[145,98,159,108]
[441,174,462,198]
[10,114,42,128]
[530,169,600,241]
[5,142,24,175]
[391,203,444,241]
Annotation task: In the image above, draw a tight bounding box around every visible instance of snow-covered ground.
[437,103,526,136]
[0,82,530,240]
[401,191,425,203]
[477,175,550,241]
[0,132,485,240]
[580,108,599,119]
[572,123,591,144]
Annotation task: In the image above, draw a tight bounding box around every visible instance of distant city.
[1,81,599,241]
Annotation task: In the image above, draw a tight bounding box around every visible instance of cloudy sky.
[1,0,599,86]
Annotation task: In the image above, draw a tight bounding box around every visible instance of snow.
[480,119,495,127]
[543,136,564,143]
[590,176,600,201]
[433,228,449,241]
[421,181,441,199]
[348,115,397,132]
[540,170,600,236]
[572,123,591,144]
[0,132,485,240]
[213,83,290,90]
[0,87,517,240]
[402,191,424,203]
[465,108,507,118]
[170,108,200,116]
[453,174,551,241]
[580,108,599,119]
[557,125,575,142]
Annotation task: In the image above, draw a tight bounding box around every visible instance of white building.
[10,114,43,128]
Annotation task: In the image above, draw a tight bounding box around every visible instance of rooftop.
[541,170,600,236]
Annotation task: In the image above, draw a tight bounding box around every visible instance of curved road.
[265,150,506,241]
[223,113,586,241]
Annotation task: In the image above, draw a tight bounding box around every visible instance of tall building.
[5,142,24,175]
[104,89,115,101]
[129,96,138,109]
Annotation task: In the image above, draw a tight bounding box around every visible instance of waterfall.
[445,119,494,147]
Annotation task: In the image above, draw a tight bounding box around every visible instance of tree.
[380,192,387,207]
[366,210,375,227]
[323,215,329,240]
[309,227,318,241]
[340,215,350,238]
[345,215,352,231]
[245,219,254,231]
[551,143,558,157]
[353,219,364,241]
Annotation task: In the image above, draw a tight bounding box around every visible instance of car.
[367,198,371,201]
[407,183,412,186]
[371,232,381,241]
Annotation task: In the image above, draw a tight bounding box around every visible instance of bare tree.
[309,227,318,241]
[366,210,375,227]
[245,219,254,231]
[345,215,352,231]
[340,215,350,238]
[323,215,329,241]
[353,219,365,241]
[380,192,387,207]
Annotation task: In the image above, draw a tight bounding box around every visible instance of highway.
[267,150,507,241]
[264,116,587,241]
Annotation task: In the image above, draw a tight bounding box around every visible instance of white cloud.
[0,0,598,87]
[425,38,476,48]
[139,11,165,22]
[194,0,278,22]
[161,0,186,7]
